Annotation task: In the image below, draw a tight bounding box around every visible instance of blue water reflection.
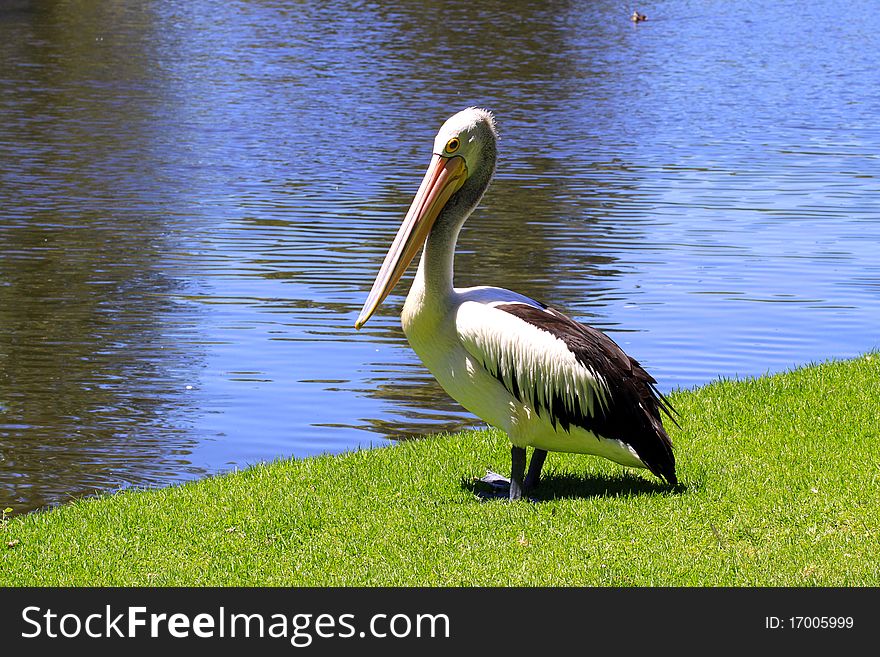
[0,0,877,511]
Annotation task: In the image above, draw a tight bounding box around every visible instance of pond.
[1,0,878,513]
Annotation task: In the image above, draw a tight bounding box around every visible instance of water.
[1,0,878,513]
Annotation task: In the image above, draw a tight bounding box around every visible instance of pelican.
[356,108,677,500]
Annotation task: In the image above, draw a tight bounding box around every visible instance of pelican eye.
[445,137,461,153]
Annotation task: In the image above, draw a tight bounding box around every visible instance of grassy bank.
[2,354,879,586]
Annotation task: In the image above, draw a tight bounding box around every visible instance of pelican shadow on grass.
[463,470,677,502]
[356,108,679,500]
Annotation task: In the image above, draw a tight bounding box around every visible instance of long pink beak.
[355,154,467,328]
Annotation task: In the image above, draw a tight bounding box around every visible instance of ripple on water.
[1,0,879,512]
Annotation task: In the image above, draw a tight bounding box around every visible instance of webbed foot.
[474,470,513,499]
[478,470,511,489]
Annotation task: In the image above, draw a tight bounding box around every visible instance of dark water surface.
[1,0,878,512]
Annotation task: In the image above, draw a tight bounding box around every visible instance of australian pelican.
[356,107,677,499]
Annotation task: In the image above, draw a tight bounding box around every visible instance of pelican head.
[355,107,498,329]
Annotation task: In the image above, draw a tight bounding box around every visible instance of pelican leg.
[509,446,527,500]
[476,445,535,500]
[523,448,547,492]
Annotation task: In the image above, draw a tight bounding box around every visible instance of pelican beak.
[355,153,467,328]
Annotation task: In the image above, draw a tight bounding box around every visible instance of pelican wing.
[455,298,677,483]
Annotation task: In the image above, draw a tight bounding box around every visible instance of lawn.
[2,354,878,586]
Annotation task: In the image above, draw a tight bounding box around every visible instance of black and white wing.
[456,297,677,485]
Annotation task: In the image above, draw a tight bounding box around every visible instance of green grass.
[2,354,879,586]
